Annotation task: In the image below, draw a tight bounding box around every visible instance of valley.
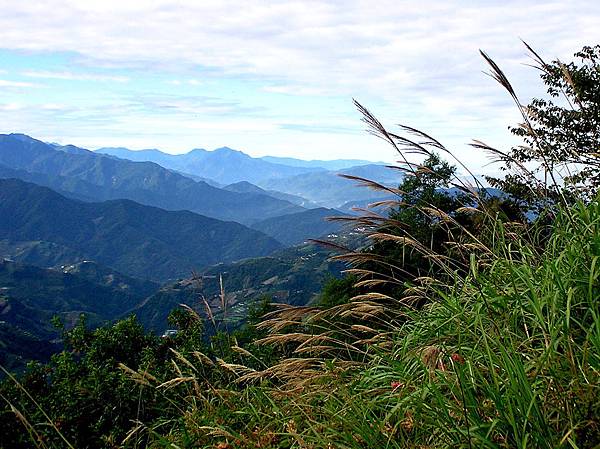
[0,133,386,370]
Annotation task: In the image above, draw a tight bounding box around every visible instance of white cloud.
[22,70,129,82]
[0,79,43,88]
[0,1,598,164]
[166,79,202,86]
[0,102,23,111]
[0,1,597,98]
[40,103,71,111]
[262,85,329,96]
[1,2,596,135]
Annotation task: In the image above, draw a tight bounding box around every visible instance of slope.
[0,259,159,371]
[0,134,304,224]
[133,240,350,332]
[261,155,385,170]
[96,146,322,185]
[250,207,350,246]
[257,164,401,208]
[223,181,318,208]
[0,178,283,281]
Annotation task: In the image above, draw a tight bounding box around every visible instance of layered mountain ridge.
[96,145,323,185]
[94,142,398,209]
[0,132,396,370]
[0,134,305,225]
[0,178,283,281]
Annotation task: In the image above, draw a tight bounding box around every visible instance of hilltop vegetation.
[0,239,350,370]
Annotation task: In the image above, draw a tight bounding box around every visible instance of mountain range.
[257,164,400,208]
[95,143,400,209]
[0,132,393,370]
[98,147,385,178]
[0,134,305,225]
[0,178,282,281]
[96,146,322,185]
[260,155,385,170]
[0,235,354,370]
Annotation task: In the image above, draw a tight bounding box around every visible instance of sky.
[0,0,598,171]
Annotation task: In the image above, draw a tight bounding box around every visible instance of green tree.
[0,316,168,448]
[367,153,469,287]
[486,44,600,206]
[318,276,357,309]
[389,153,461,243]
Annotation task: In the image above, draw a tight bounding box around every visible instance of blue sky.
[0,0,598,171]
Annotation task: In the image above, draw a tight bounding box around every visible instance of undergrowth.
[136,199,598,449]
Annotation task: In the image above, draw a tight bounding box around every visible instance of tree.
[389,153,461,243]
[485,44,600,206]
[0,316,165,448]
[367,153,469,285]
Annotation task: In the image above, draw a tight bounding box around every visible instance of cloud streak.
[0,79,43,88]
[22,70,129,83]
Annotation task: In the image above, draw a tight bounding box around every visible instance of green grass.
[2,202,598,449]
[142,200,599,448]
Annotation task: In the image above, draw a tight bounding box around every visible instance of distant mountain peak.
[187,148,208,154]
[7,133,37,143]
[228,180,257,188]
[214,146,241,153]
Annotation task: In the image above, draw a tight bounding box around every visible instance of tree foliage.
[488,44,600,205]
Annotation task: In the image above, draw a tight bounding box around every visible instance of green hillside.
[133,240,349,332]
[250,207,350,245]
[0,178,283,281]
[0,259,159,371]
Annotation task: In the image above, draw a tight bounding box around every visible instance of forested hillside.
[0,178,282,281]
[0,259,159,371]
[250,207,349,245]
[133,239,350,332]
